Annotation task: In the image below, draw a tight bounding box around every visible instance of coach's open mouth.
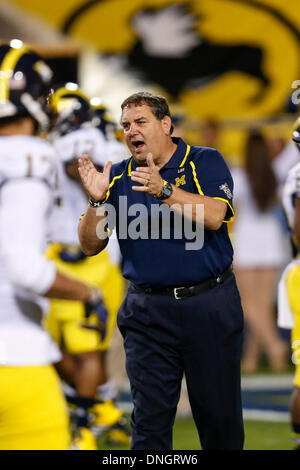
[132,140,145,151]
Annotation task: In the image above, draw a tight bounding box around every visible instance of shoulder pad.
[55,127,108,167]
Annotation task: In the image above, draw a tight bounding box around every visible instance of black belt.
[131,265,233,300]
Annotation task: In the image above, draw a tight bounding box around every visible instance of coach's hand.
[131,153,165,196]
[78,154,112,202]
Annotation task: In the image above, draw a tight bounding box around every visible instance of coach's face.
[121,103,171,165]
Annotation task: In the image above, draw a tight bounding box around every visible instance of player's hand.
[131,153,164,196]
[78,154,112,202]
[84,287,108,341]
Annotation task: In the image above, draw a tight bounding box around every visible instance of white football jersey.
[282,161,300,231]
[53,125,109,166]
[278,160,300,329]
[0,135,57,189]
[49,127,125,264]
[0,135,61,365]
[48,127,108,245]
[273,141,299,197]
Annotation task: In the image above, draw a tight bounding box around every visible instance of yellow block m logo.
[175,175,186,187]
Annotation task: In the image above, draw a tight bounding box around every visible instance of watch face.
[160,183,173,200]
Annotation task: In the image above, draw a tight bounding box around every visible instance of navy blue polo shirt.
[106,137,234,287]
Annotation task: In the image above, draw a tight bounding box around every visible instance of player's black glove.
[84,288,108,341]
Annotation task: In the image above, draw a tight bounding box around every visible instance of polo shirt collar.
[162,137,188,169]
[127,137,188,175]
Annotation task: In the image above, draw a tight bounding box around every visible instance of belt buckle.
[174,287,186,300]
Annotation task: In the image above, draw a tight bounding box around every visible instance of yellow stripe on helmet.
[49,86,90,114]
[0,45,29,102]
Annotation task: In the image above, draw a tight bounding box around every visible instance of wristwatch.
[155,181,173,200]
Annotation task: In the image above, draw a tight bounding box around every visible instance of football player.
[278,118,300,449]
[46,84,129,449]
[0,41,110,450]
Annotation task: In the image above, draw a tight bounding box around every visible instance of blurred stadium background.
[2,0,300,450]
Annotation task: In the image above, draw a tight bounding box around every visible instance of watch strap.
[155,180,168,199]
[156,181,173,200]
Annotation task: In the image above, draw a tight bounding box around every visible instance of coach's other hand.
[131,153,165,196]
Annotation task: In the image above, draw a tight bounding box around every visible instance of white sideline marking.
[243,409,290,422]
[241,374,294,390]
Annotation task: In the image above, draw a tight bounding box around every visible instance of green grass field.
[100,417,293,450]
[173,418,292,450]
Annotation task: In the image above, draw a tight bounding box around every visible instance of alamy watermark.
[95,196,205,251]
[291,80,300,105]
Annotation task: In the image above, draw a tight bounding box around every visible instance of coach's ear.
[161,115,172,135]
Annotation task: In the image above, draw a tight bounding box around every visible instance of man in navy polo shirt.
[78,92,244,450]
